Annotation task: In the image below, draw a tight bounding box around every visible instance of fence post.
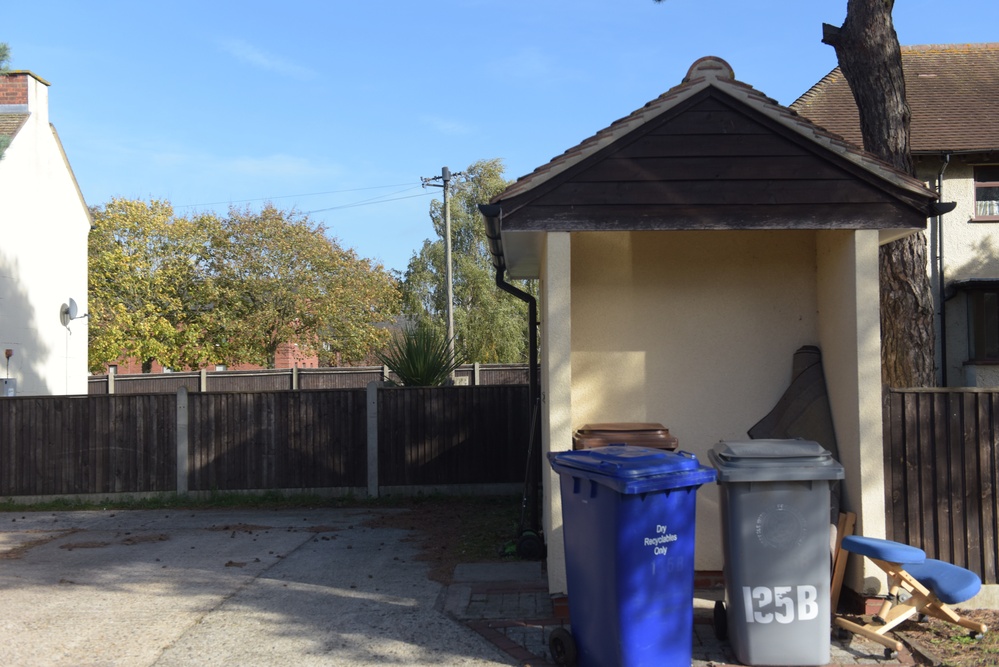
[176,387,189,494]
[107,372,115,395]
[366,381,380,498]
[200,368,207,392]
[292,365,299,391]
[473,362,480,386]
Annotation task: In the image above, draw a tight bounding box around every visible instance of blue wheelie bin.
[548,445,716,667]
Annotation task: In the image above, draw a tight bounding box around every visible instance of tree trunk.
[823,0,936,388]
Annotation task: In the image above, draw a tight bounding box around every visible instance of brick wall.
[108,340,320,374]
[0,73,28,105]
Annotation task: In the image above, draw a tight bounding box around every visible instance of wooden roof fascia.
[500,201,924,232]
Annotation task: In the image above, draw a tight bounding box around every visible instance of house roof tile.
[0,112,29,139]
[791,43,999,154]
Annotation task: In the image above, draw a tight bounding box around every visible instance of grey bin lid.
[709,439,845,483]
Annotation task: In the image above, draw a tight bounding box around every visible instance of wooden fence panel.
[185,390,367,492]
[0,395,175,496]
[986,394,999,585]
[1,385,525,498]
[886,388,999,584]
[376,385,530,487]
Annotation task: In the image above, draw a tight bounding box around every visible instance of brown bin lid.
[576,422,668,434]
[573,422,677,450]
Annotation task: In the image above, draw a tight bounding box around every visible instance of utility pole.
[421,166,463,370]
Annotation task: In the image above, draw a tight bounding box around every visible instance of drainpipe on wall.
[937,153,951,386]
[479,204,543,552]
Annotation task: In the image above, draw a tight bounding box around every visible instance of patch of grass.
[900,609,999,667]
[363,494,526,582]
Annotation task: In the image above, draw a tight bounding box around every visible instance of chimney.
[0,71,50,116]
[0,72,30,107]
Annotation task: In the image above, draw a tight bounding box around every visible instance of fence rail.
[0,385,530,499]
[88,364,529,395]
[884,388,999,584]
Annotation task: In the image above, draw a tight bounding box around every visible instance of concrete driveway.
[0,508,516,666]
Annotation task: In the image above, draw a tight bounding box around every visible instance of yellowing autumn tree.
[208,204,400,367]
[89,198,400,372]
[89,198,219,372]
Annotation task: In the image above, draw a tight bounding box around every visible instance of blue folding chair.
[832,525,987,659]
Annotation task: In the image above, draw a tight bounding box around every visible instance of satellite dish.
[60,298,83,326]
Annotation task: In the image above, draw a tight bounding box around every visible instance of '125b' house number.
[742,585,820,623]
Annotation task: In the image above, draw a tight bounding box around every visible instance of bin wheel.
[883,648,898,660]
[969,630,984,641]
[516,531,545,561]
[713,600,728,640]
[549,627,577,666]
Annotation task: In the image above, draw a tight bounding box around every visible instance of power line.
[174,182,418,209]
[304,189,434,215]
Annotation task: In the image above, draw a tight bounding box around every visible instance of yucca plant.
[377,322,464,387]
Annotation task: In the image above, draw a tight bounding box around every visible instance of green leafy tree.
[209,204,400,366]
[89,198,223,372]
[401,158,536,363]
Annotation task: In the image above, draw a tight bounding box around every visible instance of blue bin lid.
[548,445,716,494]
[709,439,845,482]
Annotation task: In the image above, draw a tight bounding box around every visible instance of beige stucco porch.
[538,228,885,596]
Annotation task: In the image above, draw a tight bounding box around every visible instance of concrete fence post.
[199,368,207,392]
[366,381,380,498]
[176,387,189,494]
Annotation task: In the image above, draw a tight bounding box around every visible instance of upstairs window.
[974,166,999,220]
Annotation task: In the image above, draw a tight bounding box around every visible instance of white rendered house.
[0,71,90,395]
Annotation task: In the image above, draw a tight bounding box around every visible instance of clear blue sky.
[6,1,997,274]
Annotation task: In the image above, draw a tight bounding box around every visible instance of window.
[974,166,999,220]
[969,287,999,361]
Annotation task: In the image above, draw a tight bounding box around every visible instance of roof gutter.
[479,204,538,399]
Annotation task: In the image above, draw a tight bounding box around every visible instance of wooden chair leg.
[833,616,904,654]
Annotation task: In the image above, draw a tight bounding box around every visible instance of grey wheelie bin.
[548,445,716,667]
[708,439,844,666]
